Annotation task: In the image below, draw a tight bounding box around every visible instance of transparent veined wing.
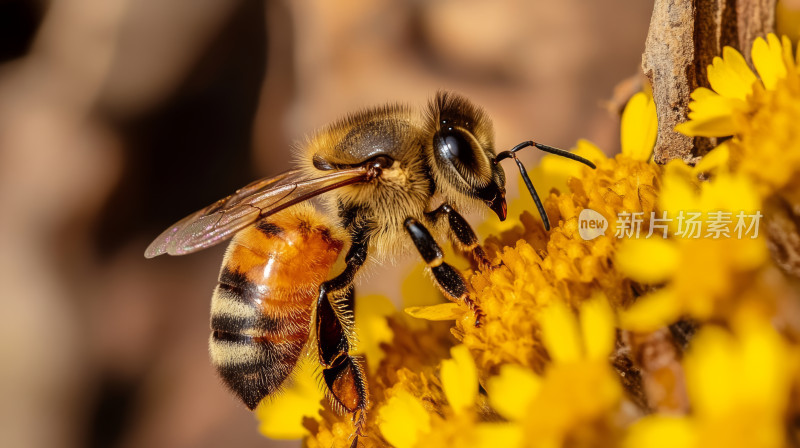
[144,166,370,258]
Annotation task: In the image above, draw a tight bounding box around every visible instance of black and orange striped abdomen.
[208,205,345,409]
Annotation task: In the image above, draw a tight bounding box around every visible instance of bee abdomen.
[208,207,344,410]
[209,271,313,410]
[210,276,312,341]
[209,329,304,409]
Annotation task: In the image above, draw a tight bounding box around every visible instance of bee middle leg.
[404,217,485,326]
[316,237,369,440]
[426,204,497,270]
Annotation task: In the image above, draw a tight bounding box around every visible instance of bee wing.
[144,166,369,258]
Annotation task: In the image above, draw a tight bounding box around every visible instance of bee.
[145,91,595,445]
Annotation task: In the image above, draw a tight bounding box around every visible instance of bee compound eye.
[436,131,475,168]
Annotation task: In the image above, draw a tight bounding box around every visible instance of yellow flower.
[625,317,797,448]
[401,344,517,448]
[540,295,616,362]
[354,294,396,374]
[620,91,658,162]
[468,149,659,373]
[486,297,623,448]
[731,67,800,198]
[486,364,542,421]
[373,341,517,448]
[525,139,606,206]
[678,34,800,200]
[440,345,478,414]
[255,357,324,440]
[389,298,619,448]
[378,389,431,448]
[675,34,792,137]
[617,170,771,331]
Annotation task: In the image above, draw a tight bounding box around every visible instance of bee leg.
[426,204,498,271]
[317,287,369,437]
[317,240,370,438]
[404,217,485,326]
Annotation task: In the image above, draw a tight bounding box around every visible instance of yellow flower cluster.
[613,34,800,447]
[617,164,773,331]
[421,93,661,377]
[678,34,800,203]
[626,317,799,448]
[253,36,800,448]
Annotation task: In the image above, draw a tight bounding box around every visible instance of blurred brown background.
[0,1,652,447]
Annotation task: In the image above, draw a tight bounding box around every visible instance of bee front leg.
[404,217,485,326]
[316,237,369,443]
[426,204,497,271]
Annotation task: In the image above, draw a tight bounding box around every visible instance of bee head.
[428,92,507,220]
[429,91,597,229]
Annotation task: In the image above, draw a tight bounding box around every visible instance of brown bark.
[619,328,690,414]
[737,0,778,64]
[765,196,800,278]
[642,0,776,164]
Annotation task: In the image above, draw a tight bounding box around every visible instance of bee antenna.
[494,140,596,231]
[495,140,596,169]
[530,142,597,169]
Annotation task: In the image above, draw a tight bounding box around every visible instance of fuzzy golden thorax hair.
[295,92,504,260]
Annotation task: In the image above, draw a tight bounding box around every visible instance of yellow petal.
[621,92,657,161]
[624,416,696,448]
[580,294,616,359]
[378,389,431,448]
[781,35,796,71]
[676,88,743,137]
[687,86,745,117]
[675,116,738,137]
[683,325,737,417]
[620,288,682,332]
[615,238,679,284]
[540,301,582,363]
[698,172,761,217]
[441,345,479,414]
[693,141,731,174]
[736,317,794,419]
[354,294,396,374]
[574,138,607,159]
[487,364,542,420]
[405,302,465,320]
[474,423,524,448]
[659,161,701,227]
[707,47,758,100]
[256,358,324,439]
[752,34,787,90]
